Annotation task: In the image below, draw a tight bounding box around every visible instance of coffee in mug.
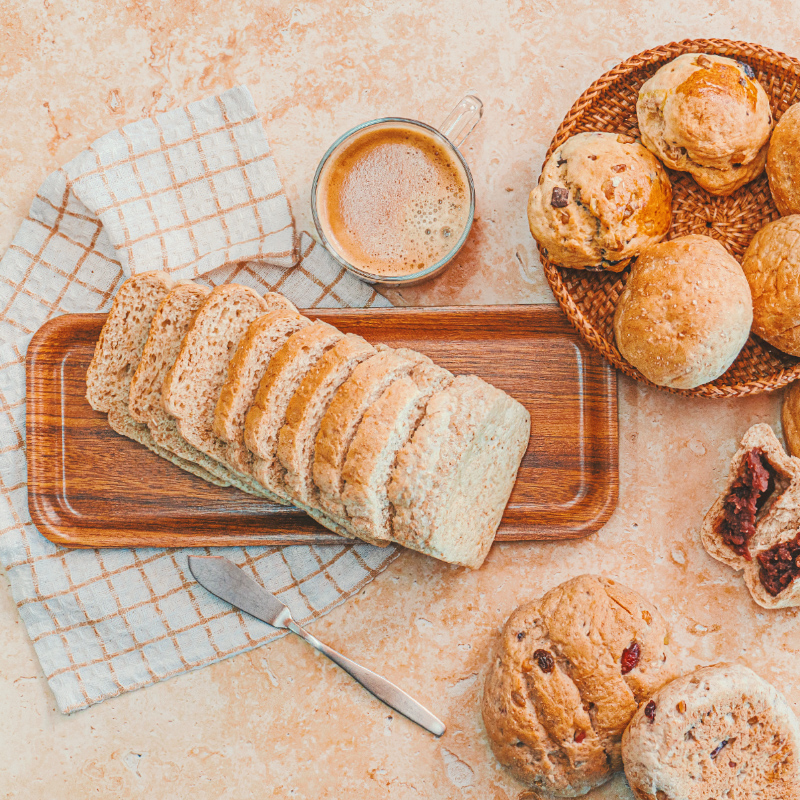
[315,122,471,277]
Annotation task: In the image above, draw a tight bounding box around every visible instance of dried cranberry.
[574,730,586,743]
[711,740,729,759]
[620,642,641,674]
[533,649,555,673]
[644,700,656,722]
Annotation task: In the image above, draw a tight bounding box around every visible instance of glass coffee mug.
[311,95,483,286]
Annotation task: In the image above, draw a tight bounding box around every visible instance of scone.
[527,131,672,271]
[767,103,800,215]
[613,235,752,389]
[637,53,773,195]
[700,423,800,609]
[622,664,800,800]
[741,215,800,355]
[481,575,679,797]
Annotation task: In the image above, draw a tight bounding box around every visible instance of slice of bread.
[341,362,453,543]
[388,375,530,569]
[244,320,345,498]
[162,285,295,502]
[86,271,226,485]
[128,282,237,488]
[278,334,377,506]
[312,348,431,519]
[214,309,310,478]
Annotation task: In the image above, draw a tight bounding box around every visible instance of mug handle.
[438,95,483,148]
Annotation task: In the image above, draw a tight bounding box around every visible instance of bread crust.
[767,103,800,216]
[613,234,752,389]
[622,664,800,800]
[741,215,800,355]
[637,53,773,195]
[482,575,679,797]
[527,132,672,271]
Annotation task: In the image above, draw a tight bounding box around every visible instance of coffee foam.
[317,124,470,276]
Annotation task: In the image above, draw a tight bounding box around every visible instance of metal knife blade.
[188,555,292,629]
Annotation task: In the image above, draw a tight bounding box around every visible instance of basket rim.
[540,37,800,399]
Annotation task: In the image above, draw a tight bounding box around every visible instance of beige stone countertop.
[3,1,800,798]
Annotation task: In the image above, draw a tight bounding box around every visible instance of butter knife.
[187,555,446,736]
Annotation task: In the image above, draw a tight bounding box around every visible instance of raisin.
[611,163,627,173]
[551,187,569,208]
[676,701,686,713]
[620,642,641,674]
[644,700,656,722]
[711,740,729,759]
[516,631,526,641]
[729,761,737,768]
[574,730,586,743]
[533,649,555,673]
[739,60,756,79]
[511,691,526,707]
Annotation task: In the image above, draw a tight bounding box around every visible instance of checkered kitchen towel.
[0,85,398,714]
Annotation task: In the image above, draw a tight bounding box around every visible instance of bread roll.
[741,215,800,355]
[527,131,672,271]
[637,53,772,195]
[613,235,752,388]
[767,103,800,215]
[482,575,679,796]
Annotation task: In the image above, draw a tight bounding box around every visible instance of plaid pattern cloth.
[0,86,397,714]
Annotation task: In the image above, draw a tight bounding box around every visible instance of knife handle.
[287,620,446,737]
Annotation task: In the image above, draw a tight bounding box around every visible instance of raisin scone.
[622,664,800,800]
[700,423,800,609]
[637,53,773,196]
[527,131,672,271]
[481,575,679,797]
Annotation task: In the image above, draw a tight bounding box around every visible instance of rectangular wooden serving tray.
[26,305,618,549]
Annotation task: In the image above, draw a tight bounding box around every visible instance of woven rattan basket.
[541,38,800,398]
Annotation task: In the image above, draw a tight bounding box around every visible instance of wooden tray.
[26,305,618,548]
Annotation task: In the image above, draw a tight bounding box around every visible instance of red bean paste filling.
[715,448,776,560]
[757,533,800,597]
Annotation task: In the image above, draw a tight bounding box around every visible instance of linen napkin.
[0,86,397,714]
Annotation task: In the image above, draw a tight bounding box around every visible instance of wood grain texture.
[25,305,618,549]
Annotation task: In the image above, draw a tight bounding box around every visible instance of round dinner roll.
[613,235,752,389]
[527,131,672,271]
[742,215,800,355]
[481,575,679,797]
[637,53,773,196]
[622,664,800,800]
[767,103,800,215]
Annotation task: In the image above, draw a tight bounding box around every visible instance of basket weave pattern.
[541,39,800,398]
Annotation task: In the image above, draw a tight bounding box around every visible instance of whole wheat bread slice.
[213,309,310,477]
[86,271,226,485]
[341,362,453,543]
[277,333,377,506]
[244,320,344,498]
[312,348,431,519]
[388,375,530,569]
[162,284,295,502]
[128,282,241,489]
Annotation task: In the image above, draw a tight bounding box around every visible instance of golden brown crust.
[782,382,800,458]
[637,53,773,195]
[528,132,672,271]
[613,235,752,389]
[481,575,679,797]
[741,215,800,355]
[767,104,800,216]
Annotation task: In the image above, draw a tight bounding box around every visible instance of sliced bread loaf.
[162,285,295,502]
[388,375,530,569]
[341,362,453,543]
[277,334,377,506]
[244,320,345,498]
[86,271,225,485]
[312,348,431,519]
[128,282,236,488]
[214,309,310,477]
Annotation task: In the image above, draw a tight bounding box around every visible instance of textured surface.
[6,1,800,799]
